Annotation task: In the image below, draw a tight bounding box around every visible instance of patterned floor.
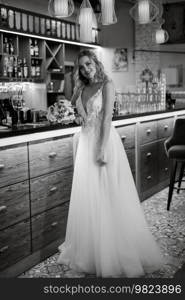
[19,187,185,278]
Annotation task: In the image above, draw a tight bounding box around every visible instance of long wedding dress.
[57,85,163,277]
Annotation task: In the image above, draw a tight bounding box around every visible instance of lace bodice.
[76,87,103,133]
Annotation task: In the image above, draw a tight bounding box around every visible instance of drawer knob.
[50,186,57,193]
[146,129,151,134]
[0,245,9,253]
[147,176,152,180]
[49,152,57,158]
[0,164,5,170]
[164,125,168,130]
[121,135,127,140]
[146,152,152,157]
[0,205,7,213]
[51,221,58,227]
[165,167,168,172]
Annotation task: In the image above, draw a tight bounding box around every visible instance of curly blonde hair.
[73,49,108,88]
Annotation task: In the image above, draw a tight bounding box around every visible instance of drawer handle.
[146,152,152,157]
[121,135,127,140]
[51,221,58,227]
[0,164,5,170]
[146,129,151,134]
[50,187,57,193]
[164,125,168,130]
[147,176,152,180]
[0,205,7,213]
[49,152,57,158]
[165,168,168,172]
[0,245,9,253]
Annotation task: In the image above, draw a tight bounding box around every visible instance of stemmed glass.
[11,86,23,126]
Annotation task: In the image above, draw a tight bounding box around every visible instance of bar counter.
[1,108,185,147]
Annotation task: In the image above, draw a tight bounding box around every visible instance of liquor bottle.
[23,58,28,78]
[3,56,8,77]
[13,57,18,78]
[34,39,39,57]
[17,58,23,78]
[7,56,14,78]
[35,60,41,77]
[9,38,14,55]
[31,59,36,77]
[4,37,9,54]
[29,38,34,56]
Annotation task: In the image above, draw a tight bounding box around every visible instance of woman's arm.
[96,80,115,165]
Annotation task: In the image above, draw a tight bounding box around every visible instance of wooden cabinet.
[140,142,158,193]
[30,167,73,216]
[0,134,73,277]
[0,181,29,230]
[0,220,31,271]
[0,144,28,188]
[0,143,30,273]
[32,202,69,252]
[29,136,73,178]
[139,117,174,200]
[117,124,135,179]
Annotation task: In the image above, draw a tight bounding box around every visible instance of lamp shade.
[48,0,74,18]
[100,0,117,25]
[155,28,169,44]
[77,0,97,43]
[129,0,159,24]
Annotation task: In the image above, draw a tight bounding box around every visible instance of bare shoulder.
[103,78,114,91]
[102,79,115,102]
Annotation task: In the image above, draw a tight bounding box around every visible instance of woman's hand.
[96,148,107,166]
[75,115,84,125]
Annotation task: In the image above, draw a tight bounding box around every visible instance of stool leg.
[167,160,177,211]
[177,162,185,194]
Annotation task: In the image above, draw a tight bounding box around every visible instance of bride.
[57,49,163,277]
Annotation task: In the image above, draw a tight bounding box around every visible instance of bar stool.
[164,118,185,210]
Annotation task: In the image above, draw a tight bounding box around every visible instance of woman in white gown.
[57,50,163,277]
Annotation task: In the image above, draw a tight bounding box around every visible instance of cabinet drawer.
[31,202,69,252]
[0,220,31,271]
[0,181,29,230]
[140,121,157,145]
[29,137,73,178]
[157,118,174,139]
[0,145,28,188]
[140,143,158,174]
[141,171,158,193]
[30,167,73,215]
[117,125,135,149]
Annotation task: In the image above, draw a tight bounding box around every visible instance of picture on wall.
[112,48,128,72]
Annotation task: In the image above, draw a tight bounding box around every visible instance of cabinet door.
[30,167,73,215]
[140,143,158,192]
[0,144,28,188]
[29,136,73,178]
[157,140,170,182]
[0,181,29,230]
[139,121,158,145]
[31,202,69,252]
[157,117,174,139]
[0,220,31,271]
[117,125,135,149]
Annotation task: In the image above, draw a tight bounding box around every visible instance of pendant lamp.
[129,0,159,24]
[155,27,169,44]
[77,0,96,43]
[100,0,117,25]
[48,0,74,18]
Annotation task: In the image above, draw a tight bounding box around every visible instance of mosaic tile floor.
[19,187,185,278]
